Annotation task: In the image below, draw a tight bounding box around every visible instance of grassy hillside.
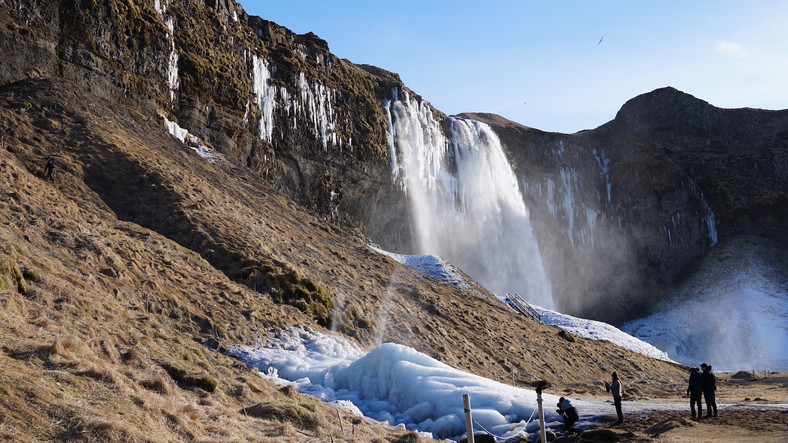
[0,78,687,441]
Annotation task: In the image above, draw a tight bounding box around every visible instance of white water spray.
[386,91,553,308]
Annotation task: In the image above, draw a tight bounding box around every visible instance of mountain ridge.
[466,86,787,321]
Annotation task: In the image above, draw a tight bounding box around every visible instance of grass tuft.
[245,402,322,431]
[268,270,334,327]
[557,329,577,343]
[22,269,42,283]
[1,260,27,295]
[161,363,218,393]
[337,305,375,337]
[140,376,169,394]
[49,337,77,357]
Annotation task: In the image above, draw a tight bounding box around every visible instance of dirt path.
[554,373,788,442]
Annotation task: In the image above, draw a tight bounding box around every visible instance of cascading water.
[385,90,554,308]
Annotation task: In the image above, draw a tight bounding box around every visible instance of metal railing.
[505,292,541,321]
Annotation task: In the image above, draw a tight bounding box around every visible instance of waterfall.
[701,193,718,247]
[385,90,553,308]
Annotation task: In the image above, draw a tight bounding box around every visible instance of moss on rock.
[22,269,42,283]
[267,270,334,328]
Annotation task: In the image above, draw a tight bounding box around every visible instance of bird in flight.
[598,36,604,45]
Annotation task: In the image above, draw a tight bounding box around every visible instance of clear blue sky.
[238,0,788,133]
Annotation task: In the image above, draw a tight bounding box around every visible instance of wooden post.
[536,381,547,443]
[336,409,344,434]
[463,394,474,443]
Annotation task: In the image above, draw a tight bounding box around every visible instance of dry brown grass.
[0,77,432,442]
[1,77,750,441]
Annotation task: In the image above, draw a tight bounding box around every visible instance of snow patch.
[154,0,165,15]
[530,306,674,362]
[228,326,588,441]
[163,117,221,162]
[370,246,469,289]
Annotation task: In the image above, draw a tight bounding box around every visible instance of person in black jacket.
[604,371,623,424]
[43,157,56,181]
[556,396,579,432]
[687,367,704,419]
[700,363,718,417]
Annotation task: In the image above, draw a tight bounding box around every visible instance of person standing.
[556,396,579,432]
[687,367,704,420]
[43,157,56,181]
[604,371,623,424]
[701,363,718,417]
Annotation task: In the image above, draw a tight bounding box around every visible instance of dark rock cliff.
[466,89,788,322]
[610,87,788,239]
[0,0,408,235]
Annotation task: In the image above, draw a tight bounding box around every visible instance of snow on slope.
[228,326,590,441]
[162,116,222,162]
[374,245,672,362]
[370,246,470,289]
[622,237,788,372]
[532,306,674,362]
[622,286,788,371]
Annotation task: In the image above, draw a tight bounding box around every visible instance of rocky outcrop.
[0,0,407,233]
[609,87,788,239]
[466,89,788,322]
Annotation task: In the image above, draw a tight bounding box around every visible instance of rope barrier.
[472,418,504,441]
[525,406,537,425]
[470,404,540,442]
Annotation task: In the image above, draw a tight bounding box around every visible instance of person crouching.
[556,396,579,432]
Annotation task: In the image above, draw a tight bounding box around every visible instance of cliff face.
[0,0,407,233]
[610,87,788,239]
[466,90,788,322]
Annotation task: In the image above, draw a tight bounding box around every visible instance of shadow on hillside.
[79,141,185,237]
[75,128,284,310]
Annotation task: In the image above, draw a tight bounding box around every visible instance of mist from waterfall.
[384,90,553,308]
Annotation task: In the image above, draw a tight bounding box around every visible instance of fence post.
[463,394,475,443]
[336,409,344,434]
[536,381,547,443]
